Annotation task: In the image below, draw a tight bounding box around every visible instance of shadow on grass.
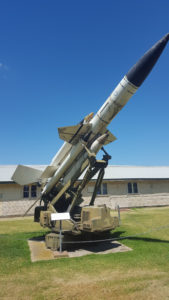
[2,229,168,246]
[110,230,169,244]
[126,236,169,244]
[28,230,132,254]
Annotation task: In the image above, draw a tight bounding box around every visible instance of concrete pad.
[53,251,69,258]
[28,237,132,262]
[28,239,54,262]
[67,241,132,258]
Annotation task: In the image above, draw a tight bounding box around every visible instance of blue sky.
[0,0,169,166]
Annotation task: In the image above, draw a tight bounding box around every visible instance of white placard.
[51,212,71,221]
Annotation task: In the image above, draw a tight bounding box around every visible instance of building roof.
[1,165,169,183]
[90,165,169,180]
[0,165,46,183]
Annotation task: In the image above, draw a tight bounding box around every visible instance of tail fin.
[12,165,43,185]
[58,123,91,145]
[103,130,117,145]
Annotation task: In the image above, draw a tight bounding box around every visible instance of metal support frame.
[46,145,112,217]
[89,147,112,206]
[89,168,105,206]
[69,147,112,212]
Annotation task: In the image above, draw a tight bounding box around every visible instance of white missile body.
[61,134,111,185]
[42,76,138,195]
[91,76,138,133]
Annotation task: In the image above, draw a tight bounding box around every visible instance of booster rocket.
[12,34,169,206]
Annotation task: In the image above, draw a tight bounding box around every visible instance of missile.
[90,33,169,135]
[12,34,169,202]
[41,33,169,198]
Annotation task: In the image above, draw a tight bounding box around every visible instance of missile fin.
[40,166,58,180]
[58,123,91,145]
[12,165,43,185]
[103,130,117,145]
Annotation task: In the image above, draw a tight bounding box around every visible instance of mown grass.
[1,208,169,299]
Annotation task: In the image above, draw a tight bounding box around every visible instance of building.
[82,165,169,209]
[0,165,45,217]
[0,165,169,217]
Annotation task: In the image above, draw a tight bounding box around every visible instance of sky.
[0,0,169,166]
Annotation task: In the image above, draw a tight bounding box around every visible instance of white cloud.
[0,62,8,70]
[0,62,9,79]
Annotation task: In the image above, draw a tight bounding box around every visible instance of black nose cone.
[126,33,169,87]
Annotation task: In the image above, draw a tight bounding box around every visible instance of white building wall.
[0,183,41,217]
[107,181,127,195]
[81,179,169,210]
[138,180,169,194]
[1,179,169,216]
[0,184,22,201]
[82,180,169,196]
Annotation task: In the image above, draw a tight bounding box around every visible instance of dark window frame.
[133,182,138,194]
[31,185,37,198]
[128,182,132,194]
[127,182,138,194]
[102,183,107,195]
[97,186,101,195]
[97,183,108,195]
[23,185,29,198]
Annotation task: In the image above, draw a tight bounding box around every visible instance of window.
[31,185,37,198]
[23,185,37,198]
[97,183,108,195]
[102,183,107,195]
[97,186,101,195]
[128,182,138,194]
[23,185,29,198]
[128,183,132,194]
[133,182,138,194]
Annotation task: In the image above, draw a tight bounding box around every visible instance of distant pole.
[117,205,121,225]
[59,220,62,253]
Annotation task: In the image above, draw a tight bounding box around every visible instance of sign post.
[51,212,71,253]
[59,220,62,253]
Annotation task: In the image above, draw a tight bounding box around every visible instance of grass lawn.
[1,207,169,299]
